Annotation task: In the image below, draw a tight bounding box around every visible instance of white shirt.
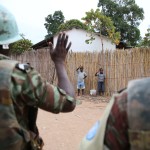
[77,70,87,82]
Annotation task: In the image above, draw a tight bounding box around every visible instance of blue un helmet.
[0,4,21,44]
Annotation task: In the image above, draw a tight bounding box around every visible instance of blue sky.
[1,0,149,44]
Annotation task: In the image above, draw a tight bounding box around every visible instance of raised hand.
[48,33,75,107]
[49,33,71,63]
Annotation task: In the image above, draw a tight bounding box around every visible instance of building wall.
[54,28,116,52]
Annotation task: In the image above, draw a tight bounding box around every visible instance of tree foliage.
[82,9,120,49]
[44,10,65,38]
[57,19,87,32]
[98,0,144,46]
[10,36,33,54]
[139,28,150,47]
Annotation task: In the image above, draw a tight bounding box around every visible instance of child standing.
[95,68,105,96]
[76,65,87,96]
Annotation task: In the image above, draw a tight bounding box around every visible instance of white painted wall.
[54,28,116,52]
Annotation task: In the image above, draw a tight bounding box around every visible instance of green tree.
[44,10,65,38]
[82,9,120,50]
[57,19,87,32]
[10,34,33,54]
[139,28,150,47]
[98,0,144,46]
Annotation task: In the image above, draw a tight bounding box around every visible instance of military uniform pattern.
[0,54,76,150]
[104,90,130,150]
[80,78,150,150]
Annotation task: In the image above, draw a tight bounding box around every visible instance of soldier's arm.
[49,33,76,111]
[38,82,76,113]
[38,33,76,113]
[12,33,76,113]
[12,66,76,113]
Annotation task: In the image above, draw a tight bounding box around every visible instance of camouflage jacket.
[79,91,130,150]
[104,90,130,149]
[0,54,75,150]
[80,78,150,150]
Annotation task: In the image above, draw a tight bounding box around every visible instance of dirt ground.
[37,95,110,150]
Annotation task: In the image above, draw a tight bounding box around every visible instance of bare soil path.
[37,95,109,150]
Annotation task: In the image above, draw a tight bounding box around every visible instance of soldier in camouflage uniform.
[80,78,150,150]
[0,4,76,150]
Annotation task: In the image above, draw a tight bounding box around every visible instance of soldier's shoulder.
[11,63,35,83]
[15,63,33,72]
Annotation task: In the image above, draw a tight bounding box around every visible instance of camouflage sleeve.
[11,64,75,113]
[104,90,130,150]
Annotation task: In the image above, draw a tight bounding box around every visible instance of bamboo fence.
[11,48,150,96]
